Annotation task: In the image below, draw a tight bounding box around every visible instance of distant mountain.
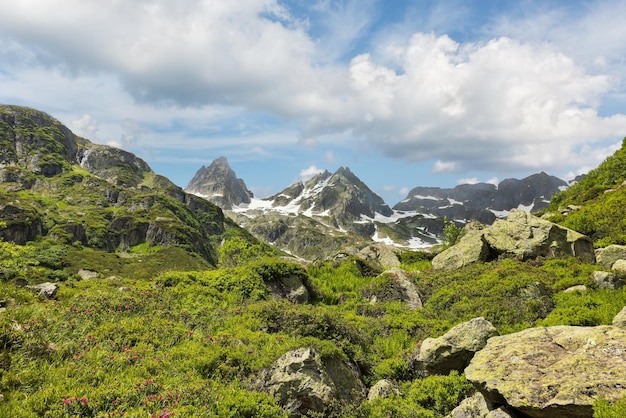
[185,156,253,209]
[393,172,568,224]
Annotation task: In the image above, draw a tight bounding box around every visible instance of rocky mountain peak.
[185,156,253,209]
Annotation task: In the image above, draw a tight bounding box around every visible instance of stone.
[595,245,626,269]
[412,317,498,375]
[611,259,626,275]
[367,379,400,401]
[78,269,98,280]
[613,306,626,328]
[266,273,310,304]
[562,285,587,293]
[256,347,365,416]
[592,271,625,290]
[465,325,626,418]
[433,210,595,271]
[446,392,490,418]
[432,229,491,270]
[364,268,422,309]
[26,282,58,299]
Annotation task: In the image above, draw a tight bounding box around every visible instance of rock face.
[412,317,498,376]
[432,210,595,270]
[465,325,626,418]
[256,347,365,416]
[185,156,253,209]
[592,271,625,290]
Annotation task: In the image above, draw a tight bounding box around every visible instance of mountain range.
[186,156,568,259]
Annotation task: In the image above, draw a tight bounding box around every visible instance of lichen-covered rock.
[412,317,498,375]
[611,259,626,275]
[364,268,422,310]
[256,347,365,416]
[266,273,310,304]
[433,210,595,271]
[26,282,58,299]
[432,229,491,270]
[446,392,491,418]
[465,325,626,418]
[367,379,400,401]
[592,270,625,289]
[595,245,626,269]
[613,306,626,328]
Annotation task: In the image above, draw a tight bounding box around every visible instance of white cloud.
[70,114,99,139]
[432,160,457,173]
[324,150,336,163]
[457,177,478,185]
[399,187,410,196]
[1,0,626,180]
[298,165,325,181]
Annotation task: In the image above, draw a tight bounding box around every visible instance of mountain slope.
[185,156,253,209]
[0,104,264,271]
[545,137,626,246]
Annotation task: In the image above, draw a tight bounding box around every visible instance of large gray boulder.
[465,325,626,418]
[412,317,498,375]
[433,210,595,270]
[595,245,626,269]
[256,347,365,416]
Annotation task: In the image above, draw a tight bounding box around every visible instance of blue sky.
[1,0,626,205]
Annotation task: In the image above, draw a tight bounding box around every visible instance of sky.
[1,0,626,205]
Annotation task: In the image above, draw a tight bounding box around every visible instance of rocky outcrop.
[185,156,253,209]
[595,245,626,269]
[0,202,43,244]
[592,271,624,290]
[432,210,595,270]
[367,379,400,401]
[256,347,365,416]
[26,282,59,299]
[363,268,422,309]
[266,272,311,304]
[445,392,518,418]
[79,144,152,187]
[465,325,626,418]
[411,317,498,376]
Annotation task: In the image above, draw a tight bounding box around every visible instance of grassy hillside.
[545,137,626,246]
[1,106,626,416]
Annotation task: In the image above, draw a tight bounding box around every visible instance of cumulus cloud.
[70,114,99,139]
[1,0,626,178]
[298,165,325,181]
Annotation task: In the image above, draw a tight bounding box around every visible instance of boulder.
[445,392,518,418]
[611,259,626,275]
[562,285,587,293]
[266,273,310,304]
[364,268,422,310]
[367,379,400,401]
[256,347,365,416]
[592,271,625,290]
[433,210,595,271]
[26,282,58,299]
[465,325,626,418]
[613,306,626,328]
[412,317,498,375]
[595,245,626,269]
[357,243,401,269]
